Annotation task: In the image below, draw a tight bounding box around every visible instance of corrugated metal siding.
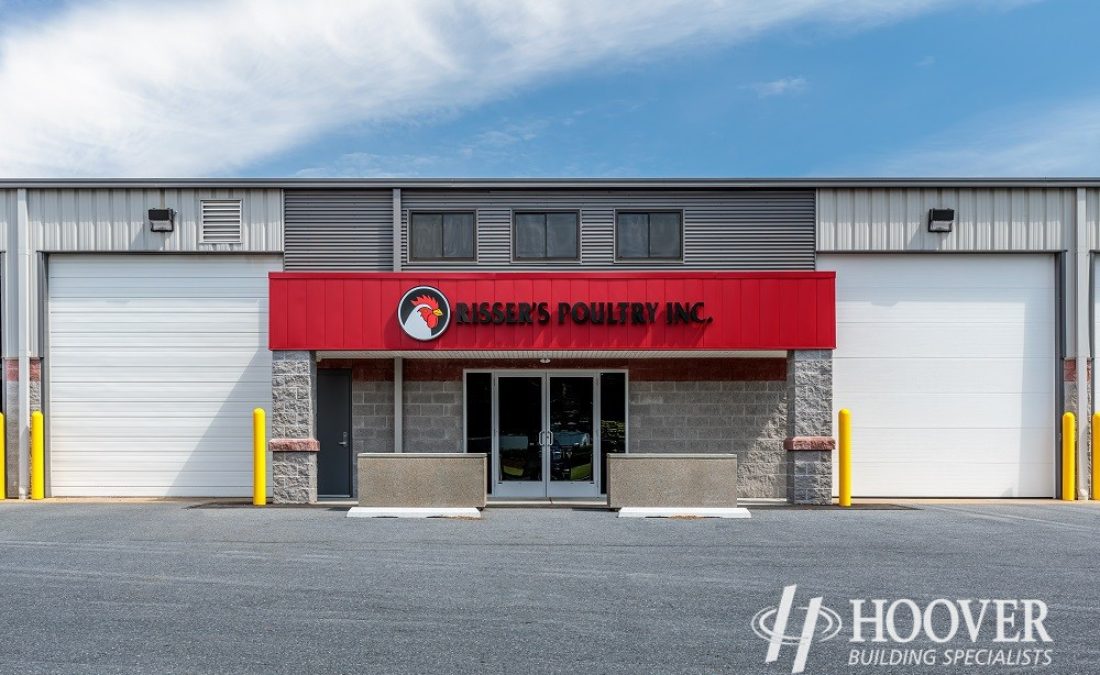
[28,188,282,252]
[395,189,815,270]
[284,190,392,270]
[0,189,12,252]
[1086,188,1100,251]
[817,188,1070,252]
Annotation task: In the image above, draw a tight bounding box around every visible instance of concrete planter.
[607,453,739,509]
[354,453,487,509]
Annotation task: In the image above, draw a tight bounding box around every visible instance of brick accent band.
[269,438,320,453]
[783,436,836,452]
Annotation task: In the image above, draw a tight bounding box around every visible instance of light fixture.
[539,358,551,364]
[148,208,176,233]
[928,208,955,233]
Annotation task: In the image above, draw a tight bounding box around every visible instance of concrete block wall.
[628,380,787,498]
[352,379,394,454]
[402,380,464,453]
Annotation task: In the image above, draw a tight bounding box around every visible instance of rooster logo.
[397,286,450,341]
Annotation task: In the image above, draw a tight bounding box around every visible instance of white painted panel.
[48,254,280,497]
[819,254,1056,497]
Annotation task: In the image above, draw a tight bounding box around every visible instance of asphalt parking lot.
[0,501,1097,675]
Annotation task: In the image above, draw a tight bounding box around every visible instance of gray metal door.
[317,369,352,497]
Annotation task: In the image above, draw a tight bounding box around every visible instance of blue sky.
[0,0,1096,177]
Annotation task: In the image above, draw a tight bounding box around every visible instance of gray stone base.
[272,452,318,504]
[786,450,832,505]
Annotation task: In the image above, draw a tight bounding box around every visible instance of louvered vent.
[200,199,243,244]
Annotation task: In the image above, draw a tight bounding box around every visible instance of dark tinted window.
[410,212,475,260]
[616,212,682,260]
[599,372,627,495]
[514,212,578,259]
[465,372,492,493]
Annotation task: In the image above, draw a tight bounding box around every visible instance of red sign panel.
[268,271,835,351]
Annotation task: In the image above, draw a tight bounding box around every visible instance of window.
[616,211,682,260]
[514,212,579,260]
[410,212,476,260]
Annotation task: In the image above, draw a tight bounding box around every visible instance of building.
[0,178,1094,504]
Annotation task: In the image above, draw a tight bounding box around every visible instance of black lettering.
[590,303,605,325]
[572,303,590,324]
[630,302,646,324]
[618,302,631,325]
[491,302,505,324]
[665,302,674,324]
[455,303,470,324]
[518,302,533,324]
[674,302,692,324]
[477,302,492,323]
[690,302,706,323]
[558,302,571,324]
[537,302,551,324]
[505,302,518,324]
[646,302,658,323]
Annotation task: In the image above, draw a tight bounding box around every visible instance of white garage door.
[819,254,1055,497]
[49,255,279,497]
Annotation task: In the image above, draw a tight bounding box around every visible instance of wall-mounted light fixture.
[148,208,175,233]
[539,358,551,364]
[928,208,955,233]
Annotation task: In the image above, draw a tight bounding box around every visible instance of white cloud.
[857,99,1100,176]
[0,0,965,177]
[748,76,807,98]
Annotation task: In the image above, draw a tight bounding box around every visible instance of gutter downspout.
[15,189,29,499]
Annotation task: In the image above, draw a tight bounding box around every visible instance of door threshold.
[487,497,610,509]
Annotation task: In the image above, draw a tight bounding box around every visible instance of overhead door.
[48,255,279,497]
[819,254,1055,497]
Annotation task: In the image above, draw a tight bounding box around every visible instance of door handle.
[338,432,349,447]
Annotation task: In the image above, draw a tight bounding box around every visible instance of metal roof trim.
[0,177,1098,189]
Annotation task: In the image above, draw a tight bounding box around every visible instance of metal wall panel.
[1086,188,1100,251]
[28,188,283,252]
[284,190,392,269]
[817,188,1071,252]
[397,190,815,270]
[0,189,12,252]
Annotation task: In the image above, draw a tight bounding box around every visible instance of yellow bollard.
[252,408,266,506]
[838,409,852,507]
[0,412,5,500]
[1061,412,1076,502]
[30,411,44,501]
[1093,412,1100,501]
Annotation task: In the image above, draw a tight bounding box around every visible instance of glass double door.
[494,373,599,498]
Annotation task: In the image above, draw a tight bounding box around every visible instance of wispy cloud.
[852,98,1100,176]
[0,0,966,177]
[748,76,808,98]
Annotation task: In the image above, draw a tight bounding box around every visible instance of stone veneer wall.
[270,350,319,504]
[784,350,834,505]
[628,379,787,499]
[4,358,42,498]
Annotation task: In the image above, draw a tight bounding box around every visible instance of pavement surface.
[0,501,1097,675]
